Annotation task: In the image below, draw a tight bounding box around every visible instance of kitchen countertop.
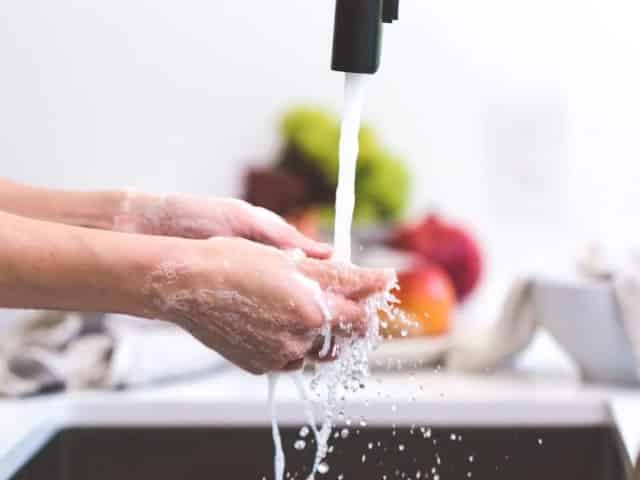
[1,363,640,478]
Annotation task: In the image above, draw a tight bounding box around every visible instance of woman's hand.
[114,192,332,259]
[0,208,392,375]
[0,180,330,258]
[145,237,392,374]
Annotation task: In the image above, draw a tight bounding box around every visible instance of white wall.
[1,0,640,319]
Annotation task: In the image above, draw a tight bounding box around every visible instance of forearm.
[0,210,178,316]
[0,178,125,230]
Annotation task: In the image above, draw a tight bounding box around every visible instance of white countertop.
[1,366,640,478]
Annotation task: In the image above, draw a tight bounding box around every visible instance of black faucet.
[331,0,399,75]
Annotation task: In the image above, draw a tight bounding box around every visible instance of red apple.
[389,264,456,337]
[389,214,482,301]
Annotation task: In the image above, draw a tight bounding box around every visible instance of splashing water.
[268,374,285,480]
[305,73,394,478]
[269,73,398,480]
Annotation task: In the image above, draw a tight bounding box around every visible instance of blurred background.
[1,0,640,347]
[2,2,640,476]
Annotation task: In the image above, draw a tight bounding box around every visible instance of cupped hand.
[145,238,393,375]
[114,192,331,259]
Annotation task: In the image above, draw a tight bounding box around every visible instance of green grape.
[356,152,410,221]
[279,106,410,224]
[281,107,334,140]
[352,201,379,225]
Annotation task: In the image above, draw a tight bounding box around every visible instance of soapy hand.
[114,192,331,259]
[145,237,392,374]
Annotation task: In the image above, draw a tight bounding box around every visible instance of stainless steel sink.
[11,425,633,480]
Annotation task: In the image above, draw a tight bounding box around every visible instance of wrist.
[140,237,235,323]
[69,189,129,230]
[112,190,170,236]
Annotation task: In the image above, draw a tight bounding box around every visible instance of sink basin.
[11,425,632,480]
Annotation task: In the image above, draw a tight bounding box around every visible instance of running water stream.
[269,73,395,480]
[332,73,370,262]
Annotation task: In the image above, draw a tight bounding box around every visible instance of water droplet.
[368,442,373,449]
[340,428,350,439]
[450,433,457,441]
[361,454,367,463]
[299,426,309,438]
[416,470,422,479]
[434,475,440,480]
[398,444,405,452]
[538,438,544,445]
[468,455,475,463]
[294,440,306,450]
[467,472,473,478]
[317,462,329,475]
[338,475,344,480]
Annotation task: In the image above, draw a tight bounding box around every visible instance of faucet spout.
[331,0,399,75]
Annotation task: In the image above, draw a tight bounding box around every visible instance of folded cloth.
[0,312,226,397]
[445,279,538,372]
[445,245,640,383]
[369,280,538,372]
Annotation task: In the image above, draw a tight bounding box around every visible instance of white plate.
[369,336,451,371]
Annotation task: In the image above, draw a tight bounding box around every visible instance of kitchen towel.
[445,279,538,372]
[0,312,226,397]
[446,246,640,384]
[369,279,538,372]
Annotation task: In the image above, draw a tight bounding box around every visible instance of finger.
[250,208,332,259]
[326,293,368,337]
[299,260,395,300]
[277,229,333,260]
[267,223,332,259]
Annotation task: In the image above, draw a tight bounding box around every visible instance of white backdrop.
[1,0,639,321]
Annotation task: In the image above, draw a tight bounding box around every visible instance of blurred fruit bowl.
[356,247,454,342]
[357,213,483,342]
[283,213,482,343]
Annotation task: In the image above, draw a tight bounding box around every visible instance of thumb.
[249,207,332,259]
